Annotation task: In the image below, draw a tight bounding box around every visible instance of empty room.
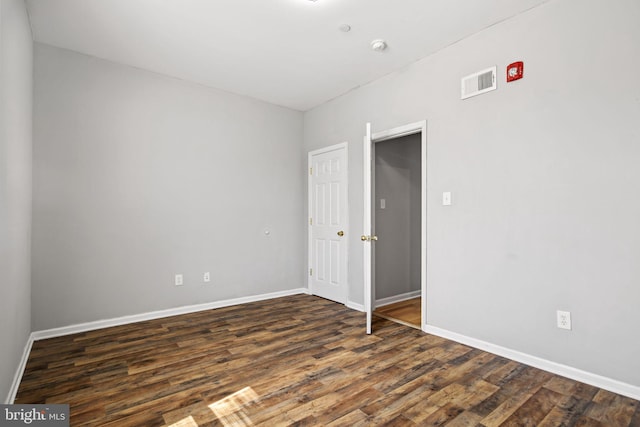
[2,0,640,425]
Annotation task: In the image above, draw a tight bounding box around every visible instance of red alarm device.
[506,61,524,82]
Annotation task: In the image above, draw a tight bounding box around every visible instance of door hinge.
[309,268,313,276]
[309,167,313,175]
[309,218,313,225]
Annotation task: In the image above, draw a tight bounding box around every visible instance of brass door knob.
[361,235,367,241]
[337,231,344,237]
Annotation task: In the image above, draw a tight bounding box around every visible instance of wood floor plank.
[479,389,537,427]
[15,294,640,426]
[447,410,484,426]
[500,386,564,426]
[586,393,639,425]
[325,409,369,426]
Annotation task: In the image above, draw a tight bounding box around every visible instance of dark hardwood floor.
[16,294,640,426]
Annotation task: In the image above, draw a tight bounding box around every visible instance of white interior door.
[308,143,348,304]
[363,123,374,334]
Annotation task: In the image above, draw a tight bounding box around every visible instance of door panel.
[363,123,374,334]
[309,144,348,304]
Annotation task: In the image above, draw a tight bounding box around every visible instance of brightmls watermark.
[0,405,68,426]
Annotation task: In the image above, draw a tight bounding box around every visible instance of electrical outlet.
[557,310,571,330]
[203,272,211,283]
[175,274,183,286]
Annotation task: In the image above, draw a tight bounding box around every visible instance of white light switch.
[380,199,386,209]
[443,192,452,206]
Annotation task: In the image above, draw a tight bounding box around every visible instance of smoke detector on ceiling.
[371,39,387,52]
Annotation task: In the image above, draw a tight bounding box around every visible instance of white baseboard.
[423,324,640,401]
[346,300,364,312]
[375,290,421,307]
[5,334,35,404]
[32,288,308,341]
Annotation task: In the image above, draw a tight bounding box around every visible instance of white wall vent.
[461,66,497,100]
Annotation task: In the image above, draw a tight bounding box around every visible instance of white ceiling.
[26,0,550,111]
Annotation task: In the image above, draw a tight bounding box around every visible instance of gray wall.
[375,134,421,300]
[0,0,32,402]
[304,0,640,387]
[32,44,304,330]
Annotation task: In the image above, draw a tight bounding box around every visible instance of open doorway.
[372,133,422,329]
[363,120,426,335]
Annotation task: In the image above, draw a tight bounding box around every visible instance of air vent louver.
[461,66,497,99]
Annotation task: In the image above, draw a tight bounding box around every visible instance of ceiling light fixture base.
[371,39,387,52]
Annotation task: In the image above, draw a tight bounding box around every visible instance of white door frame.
[364,121,427,333]
[308,142,349,304]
